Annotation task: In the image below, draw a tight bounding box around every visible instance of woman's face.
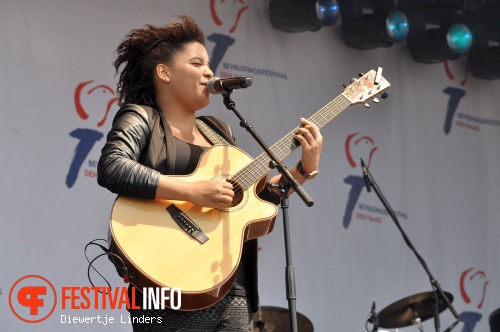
[165,41,214,111]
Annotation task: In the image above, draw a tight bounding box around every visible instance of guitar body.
[109,144,278,310]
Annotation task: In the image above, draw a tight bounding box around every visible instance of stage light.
[446,23,473,54]
[386,11,409,43]
[467,3,500,80]
[269,0,339,33]
[337,0,396,50]
[398,0,464,63]
[316,0,340,26]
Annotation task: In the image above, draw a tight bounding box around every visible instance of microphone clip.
[367,301,378,332]
[360,158,372,192]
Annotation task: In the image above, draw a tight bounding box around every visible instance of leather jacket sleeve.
[97,106,160,199]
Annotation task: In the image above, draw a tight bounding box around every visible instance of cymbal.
[378,291,454,328]
[253,306,314,332]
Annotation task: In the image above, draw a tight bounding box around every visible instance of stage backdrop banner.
[1,1,498,331]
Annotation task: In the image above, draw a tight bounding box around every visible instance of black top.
[173,137,206,175]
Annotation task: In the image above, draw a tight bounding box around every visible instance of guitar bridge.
[166,204,209,244]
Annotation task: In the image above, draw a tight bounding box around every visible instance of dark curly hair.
[113,15,205,106]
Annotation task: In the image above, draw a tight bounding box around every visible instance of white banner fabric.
[1,1,499,331]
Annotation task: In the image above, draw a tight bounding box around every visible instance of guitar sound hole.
[226,179,244,208]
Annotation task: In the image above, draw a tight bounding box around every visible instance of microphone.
[207,76,252,94]
[360,158,371,192]
[443,320,461,332]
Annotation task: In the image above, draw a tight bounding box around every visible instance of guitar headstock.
[342,67,391,107]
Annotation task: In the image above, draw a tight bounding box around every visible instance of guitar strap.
[195,118,229,145]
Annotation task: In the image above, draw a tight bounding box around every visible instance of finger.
[221,188,235,198]
[300,117,313,125]
[217,195,233,207]
[217,180,234,198]
[294,132,310,147]
[300,118,322,140]
[295,127,315,147]
[218,179,234,190]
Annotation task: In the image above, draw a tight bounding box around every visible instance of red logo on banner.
[460,267,489,309]
[210,0,249,33]
[345,132,378,169]
[74,80,118,127]
[9,275,57,323]
[444,59,469,86]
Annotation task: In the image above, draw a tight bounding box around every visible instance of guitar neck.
[232,68,391,189]
[234,94,351,189]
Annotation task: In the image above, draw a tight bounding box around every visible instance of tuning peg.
[350,78,357,84]
[364,102,371,108]
[381,91,389,99]
[372,98,380,103]
[358,72,365,77]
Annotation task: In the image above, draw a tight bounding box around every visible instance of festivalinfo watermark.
[9,275,181,325]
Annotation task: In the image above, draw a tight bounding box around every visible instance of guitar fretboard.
[233,94,351,189]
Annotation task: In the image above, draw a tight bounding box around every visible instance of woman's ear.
[156,64,170,83]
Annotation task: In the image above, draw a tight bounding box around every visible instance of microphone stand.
[360,158,459,332]
[220,91,314,332]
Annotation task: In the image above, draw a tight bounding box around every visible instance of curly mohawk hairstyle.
[113,15,205,106]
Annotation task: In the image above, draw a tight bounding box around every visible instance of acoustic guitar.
[108,68,391,310]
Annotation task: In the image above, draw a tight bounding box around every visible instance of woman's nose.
[204,67,214,79]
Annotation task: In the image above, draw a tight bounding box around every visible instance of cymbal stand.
[360,158,459,332]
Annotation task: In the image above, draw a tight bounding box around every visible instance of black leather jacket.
[97,105,163,198]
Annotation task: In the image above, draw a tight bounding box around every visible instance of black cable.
[84,239,127,294]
